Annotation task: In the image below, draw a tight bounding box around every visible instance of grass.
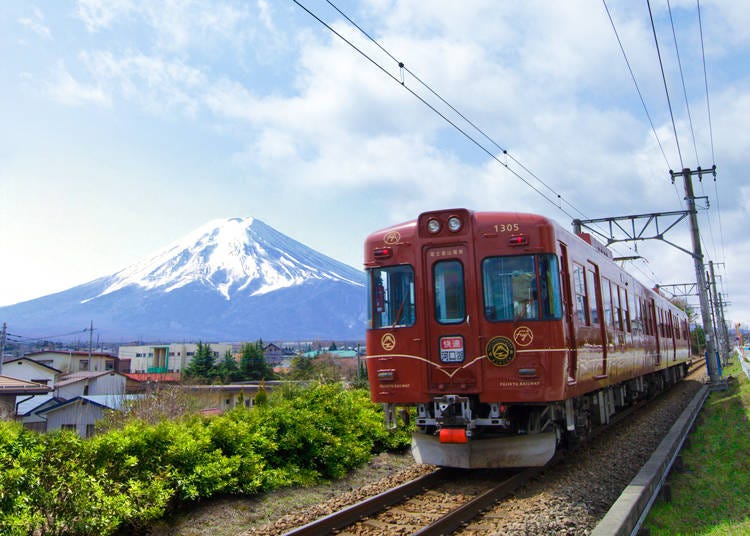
[644,352,750,535]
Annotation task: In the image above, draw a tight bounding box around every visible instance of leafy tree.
[691,326,706,356]
[288,355,314,380]
[184,342,215,380]
[329,341,338,351]
[239,341,275,381]
[214,350,240,382]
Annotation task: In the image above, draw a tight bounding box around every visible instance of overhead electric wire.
[8,328,91,342]
[293,0,584,222]
[602,0,672,172]
[297,0,667,289]
[646,0,684,169]
[324,0,586,220]
[666,0,700,166]
[697,0,726,263]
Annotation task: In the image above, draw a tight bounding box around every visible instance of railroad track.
[281,364,707,536]
[281,466,544,536]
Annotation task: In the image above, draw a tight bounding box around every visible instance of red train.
[364,209,692,468]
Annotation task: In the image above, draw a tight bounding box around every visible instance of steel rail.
[280,468,446,536]
[412,466,543,536]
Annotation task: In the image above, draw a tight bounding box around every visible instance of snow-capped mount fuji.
[95,217,364,301]
[1,217,367,341]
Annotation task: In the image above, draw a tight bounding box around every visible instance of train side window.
[369,265,416,328]
[572,263,589,325]
[586,267,599,325]
[539,255,562,319]
[434,260,466,324]
[613,285,623,331]
[602,278,614,328]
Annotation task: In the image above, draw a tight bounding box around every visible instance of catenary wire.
[602,0,672,172]
[292,0,580,221]
[666,0,701,166]
[324,0,588,219]
[298,1,665,287]
[646,0,684,169]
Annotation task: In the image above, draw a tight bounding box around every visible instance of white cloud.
[18,7,52,39]
[76,0,135,32]
[46,61,110,106]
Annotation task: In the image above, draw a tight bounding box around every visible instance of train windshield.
[369,265,416,328]
[482,254,562,321]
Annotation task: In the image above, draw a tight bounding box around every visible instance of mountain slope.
[0,217,367,341]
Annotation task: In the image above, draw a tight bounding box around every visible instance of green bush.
[0,384,411,535]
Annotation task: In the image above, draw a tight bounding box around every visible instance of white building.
[119,342,238,374]
[25,351,117,374]
[54,371,127,400]
[1,358,60,387]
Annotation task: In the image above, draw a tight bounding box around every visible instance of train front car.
[365,209,568,468]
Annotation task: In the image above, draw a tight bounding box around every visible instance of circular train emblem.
[513,326,533,347]
[486,336,516,367]
[381,333,396,351]
[384,231,401,245]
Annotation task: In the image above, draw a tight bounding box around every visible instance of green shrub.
[0,383,411,535]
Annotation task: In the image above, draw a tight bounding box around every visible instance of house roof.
[1,357,61,373]
[55,371,124,388]
[0,375,53,395]
[17,395,65,416]
[25,350,118,359]
[42,394,143,415]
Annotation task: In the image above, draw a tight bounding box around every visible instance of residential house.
[1,357,60,387]
[17,394,64,432]
[43,395,141,437]
[0,376,52,420]
[25,350,118,375]
[54,371,127,400]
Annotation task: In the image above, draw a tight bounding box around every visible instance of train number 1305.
[493,223,519,233]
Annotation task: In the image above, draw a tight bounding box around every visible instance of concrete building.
[119,342,238,374]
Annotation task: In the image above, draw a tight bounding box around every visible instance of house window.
[86,424,96,438]
[61,424,76,432]
[79,360,89,371]
[31,379,49,386]
[105,360,114,371]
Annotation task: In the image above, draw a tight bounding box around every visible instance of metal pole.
[682,168,720,382]
[708,261,726,358]
[0,322,6,375]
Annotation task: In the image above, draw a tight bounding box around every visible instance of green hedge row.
[0,384,411,536]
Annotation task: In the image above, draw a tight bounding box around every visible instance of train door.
[559,243,578,382]
[423,245,481,392]
[587,262,607,377]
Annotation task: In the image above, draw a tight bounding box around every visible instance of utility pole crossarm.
[655,283,698,298]
[572,210,695,258]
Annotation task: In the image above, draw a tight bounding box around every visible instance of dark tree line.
[184,340,275,382]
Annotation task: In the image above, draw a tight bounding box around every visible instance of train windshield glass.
[433,260,466,324]
[482,254,562,321]
[369,265,416,328]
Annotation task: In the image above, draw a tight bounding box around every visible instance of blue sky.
[1,0,749,329]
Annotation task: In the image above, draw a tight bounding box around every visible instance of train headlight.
[447,216,462,232]
[427,218,441,234]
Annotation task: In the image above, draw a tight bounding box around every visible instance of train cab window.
[482,254,561,322]
[434,260,466,324]
[369,265,416,328]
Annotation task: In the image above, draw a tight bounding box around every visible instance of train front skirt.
[411,431,557,468]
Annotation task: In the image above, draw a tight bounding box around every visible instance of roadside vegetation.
[645,353,750,535]
[0,383,411,536]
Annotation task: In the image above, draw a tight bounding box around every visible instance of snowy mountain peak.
[94,217,364,301]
